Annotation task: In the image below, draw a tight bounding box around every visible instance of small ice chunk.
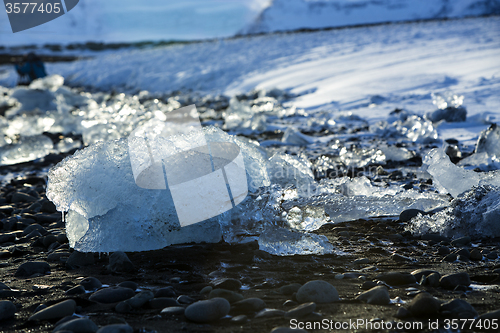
[56,138,82,153]
[406,185,500,239]
[8,88,57,115]
[423,147,500,197]
[29,75,65,91]
[432,91,464,109]
[285,205,329,231]
[378,145,414,162]
[267,153,317,196]
[258,226,334,256]
[0,135,53,166]
[370,114,438,143]
[475,124,500,157]
[339,147,385,167]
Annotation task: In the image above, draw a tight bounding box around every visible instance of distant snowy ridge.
[240,0,500,34]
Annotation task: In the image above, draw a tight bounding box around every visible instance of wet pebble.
[255,309,285,319]
[184,297,230,323]
[80,277,102,291]
[486,252,498,260]
[53,317,99,333]
[154,286,176,298]
[47,251,71,262]
[96,324,133,333]
[65,285,85,296]
[89,287,135,304]
[411,269,439,281]
[107,252,134,273]
[356,286,390,305]
[209,289,243,303]
[15,261,50,277]
[451,236,471,247]
[0,300,16,321]
[115,301,132,314]
[127,290,154,308]
[117,281,137,291]
[231,314,248,324]
[66,251,95,269]
[284,302,316,319]
[232,298,266,313]
[455,248,470,259]
[407,293,440,317]
[212,278,242,291]
[440,299,477,317]
[279,283,301,295]
[149,297,180,309]
[470,248,483,261]
[399,209,425,222]
[438,246,451,255]
[30,299,76,321]
[160,306,185,316]
[200,286,212,294]
[442,253,458,262]
[439,272,471,289]
[296,280,339,303]
[375,272,416,286]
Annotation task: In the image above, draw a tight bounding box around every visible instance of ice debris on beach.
[458,124,500,171]
[0,135,53,166]
[427,91,467,123]
[406,185,500,239]
[370,110,438,143]
[423,146,500,197]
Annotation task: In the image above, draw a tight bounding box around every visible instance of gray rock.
[477,309,500,320]
[89,287,135,304]
[212,278,241,291]
[22,224,47,236]
[154,287,176,298]
[96,324,133,333]
[421,234,449,243]
[356,286,390,305]
[439,272,471,289]
[65,285,86,296]
[232,298,266,313]
[0,282,9,290]
[231,314,248,324]
[0,300,16,321]
[127,291,154,308]
[440,299,477,317]
[411,269,440,282]
[271,327,308,333]
[53,318,99,333]
[375,272,416,286]
[399,209,425,222]
[177,295,195,305]
[284,302,316,319]
[47,251,71,262]
[255,309,285,319]
[438,246,451,255]
[200,286,212,294]
[12,192,36,203]
[184,297,230,323]
[43,235,57,247]
[442,253,458,262]
[117,281,137,291]
[66,251,95,269]
[296,280,339,304]
[208,289,243,303]
[56,233,68,244]
[427,106,467,123]
[451,236,471,247]
[455,248,470,259]
[115,301,132,314]
[486,252,498,259]
[470,248,483,261]
[279,283,301,295]
[148,298,180,309]
[15,261,50,277]
[395,307,410,319]
[30,299,76,321]
[107,252,134,273]
[426,273,441,287]
[408,293,440,317]
[160,306,185,316]
[80,277,102,291]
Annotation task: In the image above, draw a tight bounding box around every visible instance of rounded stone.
[375,272,416,286]
[408,293,440,317]
[128,291,154,308]
[53,318,99,333]
[212,278,242,291]
[296,280,339,304]
[177,295,195,305]
[89,287,135,304]
[29,299,76,321]
[284,302,316,319]
[208,289,243,303]
[279,283,301,295]
[0,300,16,321]
[65,285,86,296]
[154,287,176,298]
[439,272,471,289]
[107,252,134,273]
[148,298,180,309]
[232,298,266,313]
[184,298,230,323]
[15,261,50,278]
[356,286,390,305]
[117,281,137,291]
[80,277,102,291]
[96,324,133,333]
[440,299,477,317]
[160,306,185,316]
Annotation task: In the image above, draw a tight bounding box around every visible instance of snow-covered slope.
[1,17,498,144]
[0,0,269,47]
[241,0,500,34]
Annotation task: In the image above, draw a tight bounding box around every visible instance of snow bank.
[241,0,500,34]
